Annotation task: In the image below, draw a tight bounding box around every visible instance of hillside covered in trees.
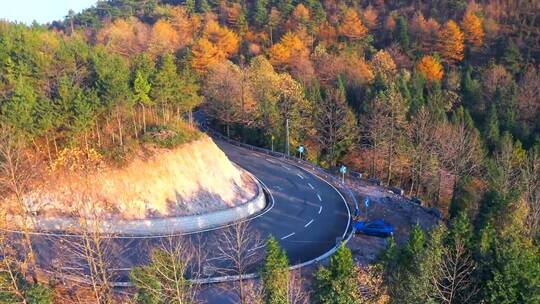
[0,0,539,303]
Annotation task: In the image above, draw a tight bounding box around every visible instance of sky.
[0,0,97,25]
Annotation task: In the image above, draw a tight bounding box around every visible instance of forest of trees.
[0,0,539,302]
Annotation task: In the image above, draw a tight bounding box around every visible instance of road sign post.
[271,135,275,152]
[286,118,290,156]
[339,165,347,184]
[297,145,304,160]
[364,198,370,219]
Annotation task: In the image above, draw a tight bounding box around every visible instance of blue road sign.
[298,145,304,153]
[340,165,347,174]
[364,198,370,208]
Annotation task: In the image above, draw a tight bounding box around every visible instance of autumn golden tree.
[191,38,221,72]
[96,18,150,56]
[290,4,310,28]
[437,20,465,64]
[148,19,181,58]
[269,32,308,69]
[339,8,368,42]
[370,50,397,83]
[462,11,484,48]
[169,6,198,49]
[362,5,378,29]
[316,22,337,46]
[191,21,240,73]
[416,55,444,84]
[203,20,240,58]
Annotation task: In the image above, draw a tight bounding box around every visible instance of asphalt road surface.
[26,138,350,283]
[215,139,350,265]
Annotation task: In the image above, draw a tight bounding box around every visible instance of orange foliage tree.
[148,19,181,58]
[437,20,465,64]
[96,18,150,57]
[203,20,240,58]
[339,8,368,42]
[169,7,198,48]
[416,55,444,83]
[191,38,221,72]
[291,4,310,28]
[191,20,240,73]
[269,32,308,69]
[462,11,484,48]
[362,5,378,29]
[370,50,397,82]
[316,22,338,46]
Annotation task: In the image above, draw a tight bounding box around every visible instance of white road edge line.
[281,232,295,240]
[318,206,322,214]
[317,194,322,201]
[308,182,314,189]
[304,219,314,227]
[297,173,304,179]
[279,154,351,239]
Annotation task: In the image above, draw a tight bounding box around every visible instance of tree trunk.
[387,120,395,185]
[95,118,101,147]
[84,131,89,151]
[142,104,147,133]
[117,112,123,147]
[53,137,59,154]
[45,134,52,167]
[132,111,139,139]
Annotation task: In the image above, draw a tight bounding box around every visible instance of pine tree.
[276,0,294,17]
[133,70,152,132]
[197,0,211,13]
[396,16,410,51]
[484,104,500,151]
[183,0,195,14]
[501,39,522,75]
[252,0,269,28]
[461,68,484,121]
[151,54,180,123]
[313,243,360,304]
[260,236,289,304]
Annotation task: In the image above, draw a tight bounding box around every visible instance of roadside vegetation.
[0,0,538,302]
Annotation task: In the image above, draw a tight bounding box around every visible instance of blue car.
[354,220,395,237]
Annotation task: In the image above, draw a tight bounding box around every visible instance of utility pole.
[285,118,290,156]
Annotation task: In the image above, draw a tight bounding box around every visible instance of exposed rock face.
[17,136,257,220]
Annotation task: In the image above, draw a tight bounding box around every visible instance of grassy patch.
[142,122,201,149]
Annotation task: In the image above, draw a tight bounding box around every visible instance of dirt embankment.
[5,135,257,221]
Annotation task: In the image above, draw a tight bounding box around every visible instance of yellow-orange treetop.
[437,20,465,64]
[269,32,308,69]
[462,11,484,48]
[416,55,444,83]
[340,8,368,41]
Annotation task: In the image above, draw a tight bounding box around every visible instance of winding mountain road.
[215,138,351,265]
[26,136,351,284]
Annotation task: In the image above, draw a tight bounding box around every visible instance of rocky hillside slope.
[8,136,257,220]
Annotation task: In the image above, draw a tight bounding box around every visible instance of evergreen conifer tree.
[314,243,360,304]
[260,236,289,304]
